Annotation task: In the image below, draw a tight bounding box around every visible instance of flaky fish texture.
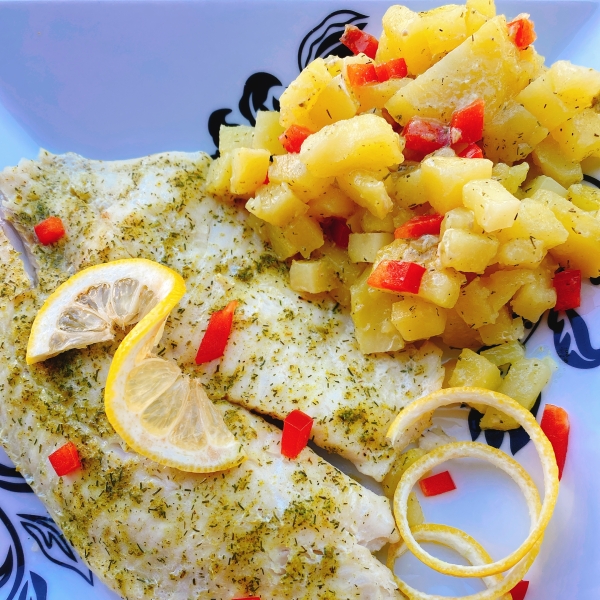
[0,150,443,480]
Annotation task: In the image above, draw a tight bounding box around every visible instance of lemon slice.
[28,259,246,473]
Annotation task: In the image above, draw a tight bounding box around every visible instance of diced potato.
[536,190,600,277]
[265,223,299,260]
[421,5,469,59]
[463,179,521,232]
[478,306,524,345]
[466,0,495,19]
[318,242,365,286]
[348,233,395,263]
[382,448,426,499]
[516,73,571,132]
[439,229,499,273]
[308,74,359,129]
[479,408,519,430]
[361,210,396,233]
[279,58,332,129]
[442,308,483,349]
[300,114,404,178]
[205,153,234,200]
[448,348,502,390]
[532,136,583,188]
[492,162,530,194]
[497,357,553,412]
[385,17,533,126]
[219,125,254,153]
[480,268,533,312]
[407,492,425,528]
[480,340,525,366]
[385,167,430,208]
[454,277,498,328]
[289,259,340,293]
[307,186,355,220]
[443,358,458,387]
[419,265,465,309]
[495,237,545,269]
[230,148,271,196]
[421,156,493,214]
[548,60,600,110]
[391,296,447,341]
[252,111,286,155]
[511,263,557,322]
[482,100,549,164]
[550,108,600,163]
[522,175,568,198]
[337,170,394,220]
[354,79,410,111]
[266,214,324,259]
[441,207,481,235]
[500,198,568,249]
[246,183,307,227]
[269,154,334,202]
[567,183,600,212]
[351,270,405,354]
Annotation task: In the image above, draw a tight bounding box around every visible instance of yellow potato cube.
[308,74,358,130]
[421,156,493,214]
[205,153,234,200]
[495,237,545,269]
[463,179,521,232]
[480,340,525,366]
[252,111,286,155]
[441,207,481,235]
[289,259,340,294]
[337,170,394,220]
[219,125,254,153]
[448,348,502,390]
[391,296,447,342]
[351,271,405,354]
[264,223,299,260]
[522,175,568,198]
[441,308,483,349]
[266,214,324,260]
[361,210,395,233]
[511,269,557,322]
[479,408,519,430]
[497,356,554,411]
[466,0,496,19]
[268,154,334,202]
[300,114,404,178]
[307,186,355,219]
[478,306,525,346]
[454,277,498,328]
[439,229,499,273]
[318,242,365,286]
[567,183,600,212]
[385,167,430,208]
[492,162,530,194]
[230,148,271,196]
[246,183,307,227]
[421,4,469,59]
[354,79,410,111]
[532,136,583,188]
[548,61,600,111]
[550,108,600,163]
[481,268,533,312]
[419,266,465,309]
[279,58,332,130]
[348,233,395,263]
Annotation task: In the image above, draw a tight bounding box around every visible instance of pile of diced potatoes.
[204,0,600,426]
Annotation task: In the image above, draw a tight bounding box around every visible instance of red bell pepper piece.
[552,269,581,312]
[279,124,313,154]
[509,580,530,600]
[34,216,66,245]
[367,260,426,294]
[346,63,378,87]
[458,143,484,159]
[394,214,444,239]
[403,117,451,157]
[540,404,570,480]
[195,301,238,364]
[322,218,351,249]
[340,24,379,60]
[419,471,456,497]
[281,410,313,459]
[451,99,485,145]
[48,441,81,476]
[374,58,408,82]
[507,15,537,50]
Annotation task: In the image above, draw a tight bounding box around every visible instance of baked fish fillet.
[0,225,401,599]
[0,150,443,481]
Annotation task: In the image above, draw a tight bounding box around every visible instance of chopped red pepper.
[322,218,351,248]
[340,24,379,60]
[48,441,81,476]
[195,301,238,364]
[507,15,537,50]
[346,63,378,87]
[374,58,408,82]
[394,214,444,239]
[367,260,426,294]
[34,216,66,245]
[281,410,314,459]
[509,580,530,600]
[419,471,456,497]
[279,124,313,154]
[553,269,581,312]
[403,117,451,157]
[457,143,484,159]
[540,404,570,480]
[451,99,485,144]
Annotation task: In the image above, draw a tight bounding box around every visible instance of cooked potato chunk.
[522,175,568,198]
[439,229,499,273]
[448,348,502,390]
[252,111,286,155]
[477,306,524,345]
[454,277,498,328]
[308,74,358,129]
[567,183,600,212]
[462,179,521,232]
[385,167,430,208]
[230,148,271,196]
[205,153,234,200]
[348,233,395,263]
[532,136,583,188]
[550,108,600,163]
[492,162,530,194]
[441,308,483,349]
[480,340,525,366]
[246,183,307,227]
[269,154,334,202]
[391,296,447,341]
[307,186,355,219]
[495,237,544,269]
[337,170,394,219]
[498,357,554,411]
[419,264,465,309]
[219,125,254,153]
[265,214,324,259]
[289,259,340,293]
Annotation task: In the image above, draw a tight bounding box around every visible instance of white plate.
[0,2,599,599]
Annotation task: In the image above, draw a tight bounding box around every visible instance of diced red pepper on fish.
[34,216,66,245]
[281,410,314,459]
[48,441,81,476]
[195,301,238,364]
